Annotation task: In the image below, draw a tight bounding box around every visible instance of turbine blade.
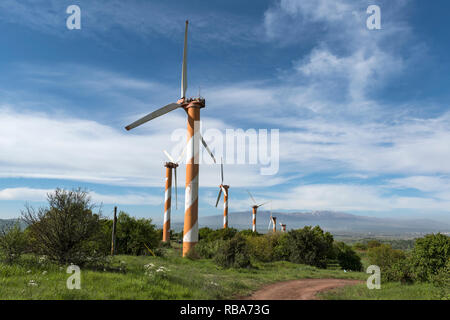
[215,188,222,207]
[247,190,256,204]
[163,150,175,162]
[125,103,180,130]
[181,20,188,98]
[201,135,216,163]
[176,142,188,164]
[257,201,270,208]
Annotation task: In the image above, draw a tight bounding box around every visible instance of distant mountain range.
[0,218,26,230]
[3,211,449,236]
[168,210,450,235]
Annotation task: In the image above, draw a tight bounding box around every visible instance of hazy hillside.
[170,211,450,235]
[0,218,26,230]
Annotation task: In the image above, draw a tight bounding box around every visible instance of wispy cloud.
[0,0,261,47]
[0,187,162,205]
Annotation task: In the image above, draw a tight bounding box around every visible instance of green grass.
[0,245,365,300]
[1,245,446,300]
[319,282,449,300]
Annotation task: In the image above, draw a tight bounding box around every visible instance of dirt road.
[243,278,363,300]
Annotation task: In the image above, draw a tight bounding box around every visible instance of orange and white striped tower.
[125,20,215,258]
[222,185,230,228]
[182,99,204,256]
[163,162,177,242]
[252,205,258,232]
[272,217,277,232]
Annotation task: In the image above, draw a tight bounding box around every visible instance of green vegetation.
[102,211,160,256]
[21,188,106,266]
[0,222,28,263]
[319,282,448,300]
[0,188,447,300]
[0,246,365,300]
[332,242,363,271]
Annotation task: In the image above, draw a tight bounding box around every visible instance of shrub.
[195,239,225,259]
[214,234,251,269]
[384,257,416,284]
[280,226,334,268]
[238,229,261,237]
[202,228,238,243]
[333,242,363,271]
[21,188,106,266]
[107,212,160,255]
[431,258,449,289]
[367,240,382,249]
[412,233,450,282]
[367,244,406,282]
[353,242,368,251]
[198,227,215,241]
[0,222,28,263]
[246,232,283,263]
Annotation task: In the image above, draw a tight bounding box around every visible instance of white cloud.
[0,187,162,205]
[0,106,284,188]
[266,184,450,212]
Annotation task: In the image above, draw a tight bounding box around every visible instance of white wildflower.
[28,280,38,287]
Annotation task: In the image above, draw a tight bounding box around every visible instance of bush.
[21,188,106,266]
[0,222,28,263]
[195,239,225,259]
[198,227,215,241]
[431,258,449,289]
[367,240,382,249]
[412,233,450,282]
[238,229,261,237]
[333,242,363,271]
[214,234,252,269]
[246,233,283,263]
[367,244,406,282]
[280,226,334,268]
[200,228,238,243]
[105,212,160,255]
[384,257,416,284]
[353,242,368,251]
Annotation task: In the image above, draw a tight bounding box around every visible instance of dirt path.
[243,278,363,300]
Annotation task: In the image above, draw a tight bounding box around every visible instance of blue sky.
[1,0,449,223]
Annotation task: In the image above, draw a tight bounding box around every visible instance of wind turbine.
[125,20,215,257]
[215,158,230,229]
[161,145,186,243]
[267,203,277,232]
[247,190,269,233]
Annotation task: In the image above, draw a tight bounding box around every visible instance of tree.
[367,240,382,249]
[214,234,251,269]
[21,188,105,265]
[412,233,450,282]
[0,222,28,263]
[333,241,363,271]
[368,244,405,268]
[282,226,334,268]
[110,211,160,255]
